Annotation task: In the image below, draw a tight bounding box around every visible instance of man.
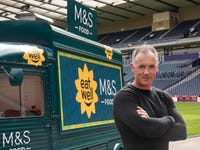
[113,44,187,150]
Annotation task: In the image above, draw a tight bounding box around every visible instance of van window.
[0,73,44,118]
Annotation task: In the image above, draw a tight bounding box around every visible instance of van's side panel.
[51,27,123,149]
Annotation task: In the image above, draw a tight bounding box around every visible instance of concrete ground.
[169,135,200,150]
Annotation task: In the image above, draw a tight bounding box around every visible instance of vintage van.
[0,20,123,150]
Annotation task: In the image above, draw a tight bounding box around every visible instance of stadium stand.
[98,30,134,46]
[98,27,152,46]
[162,18,200,39]
[123,65,134,84]
[97,7,200,103]
[153,58,198,89]
[165,69,200,101]
[153,78,180,90]
[122,52,200,99]
[98,18,200,48]
[143,29,168,41]
[122,27,152,44]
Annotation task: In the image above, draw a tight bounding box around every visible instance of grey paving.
[169,136,200,150]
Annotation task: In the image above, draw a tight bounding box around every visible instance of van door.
[0,66,52,150]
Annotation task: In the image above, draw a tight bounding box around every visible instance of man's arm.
[137,91,187,141]
[159,93,187,141]
[137,105,187,141]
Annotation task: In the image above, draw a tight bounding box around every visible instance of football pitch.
[175,102,200,136]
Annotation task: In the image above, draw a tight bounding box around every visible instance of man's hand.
[137,106,150,119]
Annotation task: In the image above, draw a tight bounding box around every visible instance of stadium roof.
[0,0,200,29]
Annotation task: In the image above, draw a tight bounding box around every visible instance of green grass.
[175,102,200,136]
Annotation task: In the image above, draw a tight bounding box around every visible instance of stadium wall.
[98,14,153,34]
[179,5,200,22]
[164,53,199,61]
[98,5,200,35]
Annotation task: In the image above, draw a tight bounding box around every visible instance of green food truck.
[0,20,123,150]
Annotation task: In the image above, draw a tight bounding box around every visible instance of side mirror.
[9,68,23,86]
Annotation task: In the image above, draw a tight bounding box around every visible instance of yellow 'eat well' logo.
[75,64,98,119]
[23,46,45,66]
[104,45,113,60]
